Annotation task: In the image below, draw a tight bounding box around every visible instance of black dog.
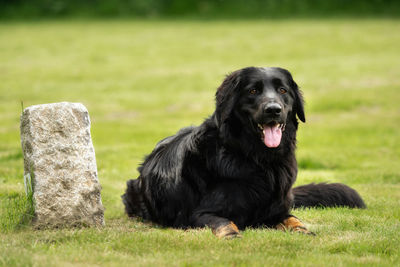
[123,67,365,238]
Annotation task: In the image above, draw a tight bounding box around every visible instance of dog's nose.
[264,103,282,115]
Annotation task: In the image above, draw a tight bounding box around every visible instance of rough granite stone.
[20,102,104,228]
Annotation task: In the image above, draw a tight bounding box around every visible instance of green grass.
[1,19,400,266]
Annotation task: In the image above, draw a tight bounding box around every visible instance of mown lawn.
[1,19,400,266]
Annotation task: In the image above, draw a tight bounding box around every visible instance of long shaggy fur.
[122,67,365,233]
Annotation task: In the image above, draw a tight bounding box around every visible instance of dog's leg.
[190,184,250,239]
[275,215,315,235]
[191,212,241,239]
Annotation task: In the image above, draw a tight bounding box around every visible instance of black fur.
[293,183,366,209]
[122,67,365,232]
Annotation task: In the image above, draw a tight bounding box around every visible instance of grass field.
[1,19,400,266]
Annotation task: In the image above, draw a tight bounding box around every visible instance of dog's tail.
[292,183,366,209]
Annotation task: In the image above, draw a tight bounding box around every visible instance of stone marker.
[20,102,104,228]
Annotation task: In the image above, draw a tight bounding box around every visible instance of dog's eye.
[278,88,287,94]
[249,89,258,95]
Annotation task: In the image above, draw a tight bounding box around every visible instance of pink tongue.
[263,125,282,148]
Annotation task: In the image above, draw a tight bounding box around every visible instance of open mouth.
[257,122,285,148]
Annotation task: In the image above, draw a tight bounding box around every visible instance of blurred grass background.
[1,1,400,266]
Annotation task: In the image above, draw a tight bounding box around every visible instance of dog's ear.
[278,68,306,123]
[215,69,242,125]
[291,79,306,123]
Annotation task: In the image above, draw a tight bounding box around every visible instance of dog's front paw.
[276,216,315,235]
[212,222,241,239]
[291,225,316,236]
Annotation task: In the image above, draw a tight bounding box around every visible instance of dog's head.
[215,67,305,148]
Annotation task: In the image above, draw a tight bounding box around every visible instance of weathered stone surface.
[20,102,104,228]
